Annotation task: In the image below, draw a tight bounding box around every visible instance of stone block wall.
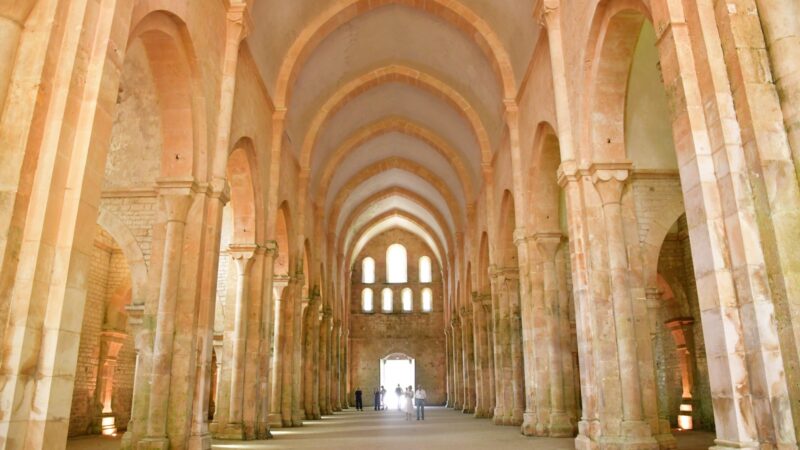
[348,229,446,406]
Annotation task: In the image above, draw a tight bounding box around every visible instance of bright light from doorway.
[380,355,415,411]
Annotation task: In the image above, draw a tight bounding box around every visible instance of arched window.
[381,288,394,313]
[419,256,432,283]
[386,244,407,283]
[362,288,374,313]
[362,257,375,283]
[421,288,433,312]
[401,288,413,312]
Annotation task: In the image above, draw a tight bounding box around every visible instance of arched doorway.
[380,353,416,411]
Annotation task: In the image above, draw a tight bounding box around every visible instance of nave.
[67,408,716,450]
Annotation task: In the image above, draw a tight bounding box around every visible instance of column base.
[521,412,540,436]
[267,413,283,428]
[216,423,245,440]
[492,407,505,425]
[462,407,475,414]
[549,412,575,437]
[137,437,170,450]
[510,407,524,426]
[187,432,212,450]
[709,439,760,450]
[473,408,491,418]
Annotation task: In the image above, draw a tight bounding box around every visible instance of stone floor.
[66,408,716,450]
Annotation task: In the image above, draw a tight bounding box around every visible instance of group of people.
[353,384,427,420]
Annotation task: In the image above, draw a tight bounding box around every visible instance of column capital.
[513,227,528,246]
[225,1,253,42]
[207,177,231,204]
[590,162,632,205]
[533,232,563,260]
[262,240,278,256]
[229,243,258,273]
[533,0,560,27]
[156,177,198,222]
[489,266,519,281]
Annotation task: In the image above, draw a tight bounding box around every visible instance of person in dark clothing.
[373,387,381,411]
[355,387,363,411]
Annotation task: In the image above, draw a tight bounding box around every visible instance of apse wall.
[348,229,446,405]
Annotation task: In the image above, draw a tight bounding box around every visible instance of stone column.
[139,181,196,449]
[92,331,127,436]
[471,294,489,418]
[591,166,656,446]
[332,320,343,411]
[291,277,306,427]
[645,288,676,445]
[754,0,800,172]
[319,308,332,415]
[268,277,288,427]
[532,233,571,436]
[444,328,453,408]
[451,315,463,410]
[310,298,322,419]
[120,305,146,449]
[460,306,476,414]
[521,234,549,436]
[302,294,318,420]
[256,242,277,438]
[279,278,296,427]
[220,244,257,438]
[483,300,496,417]
[509,286,525,427]
[209,338,223,430]
[488,272,507,424]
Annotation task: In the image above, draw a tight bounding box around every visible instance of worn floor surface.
[67,407,716,450]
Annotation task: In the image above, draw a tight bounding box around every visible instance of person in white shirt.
[414,385,427,420]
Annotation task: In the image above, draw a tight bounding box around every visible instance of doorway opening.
[380,353,415,410]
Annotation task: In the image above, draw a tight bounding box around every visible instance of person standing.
[355,387,363,411]
[379,385,387,411]
[373,387,381,411]
[404,385,414,421]
[394,384,403,411]
[414,384,427,420]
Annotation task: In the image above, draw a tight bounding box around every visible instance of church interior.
[1,0,800,449]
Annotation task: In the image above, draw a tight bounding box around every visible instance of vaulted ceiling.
[246,0,542,268]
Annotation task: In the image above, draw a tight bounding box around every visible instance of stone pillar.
[209,338,223,429]
[509,289,525,427]
[120,305,146,449]
[92,331,127,436]
[488,272,506,424]
[536,233,573,437]
[302,294,318,420]
[483,300,496,417]
[291,277,306,427]
[268,277,288,428]
[139,182,196,450]
[754,0,800,173]
[591,167,657,446]
[444,328,453,408]
[319,309,332,415]
[521,234,549,436]
[451,315,463,410]
[472,294,492,418]
[645,288,677,447]
[219,245,257,438]
[279,278,296,427]
[256,242,277,439]
[309,297,322,419]
[332,320,343,411]
[460,307,476,414]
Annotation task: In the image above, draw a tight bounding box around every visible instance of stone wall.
[348,229,446,406]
